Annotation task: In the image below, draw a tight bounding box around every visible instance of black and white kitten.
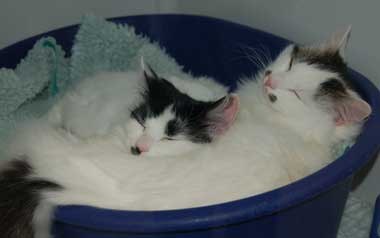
[127,67,239,155]
[0,61,237,238]
[47,61,234,156]
[0,27,372,238]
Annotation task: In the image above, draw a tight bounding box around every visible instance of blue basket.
[371,195,380,238]
[1,14,380,238]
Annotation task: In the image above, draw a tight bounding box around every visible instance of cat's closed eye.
[161,137,177,141]
[131,111,145,128]
[288,89,301,100]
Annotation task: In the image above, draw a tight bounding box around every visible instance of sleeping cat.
[47,61,230,156]
[0,27,372,238]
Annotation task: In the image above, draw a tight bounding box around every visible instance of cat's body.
[48,70,228,140]
[0,28,372,238]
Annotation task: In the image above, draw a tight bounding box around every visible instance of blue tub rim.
[1,13,380,234]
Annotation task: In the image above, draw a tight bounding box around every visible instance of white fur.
[8,46,358,209]
[130,106,199,156]
[257,45,363,145]
[49,71,227,138]
[48,71,144,138]
[4,44,365,236]
[47,70,228,156]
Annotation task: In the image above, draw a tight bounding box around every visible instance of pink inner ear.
[214,95,240,135]
[334,97,372,126]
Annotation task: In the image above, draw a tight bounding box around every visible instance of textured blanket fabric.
[70,14,188,84]
[0,37,68,145]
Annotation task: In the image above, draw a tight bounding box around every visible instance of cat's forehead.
[293,46,347,77]
[143,77,209,117]
[274,44,347,75]
[271,44,350,88]
[295,45,353,90]
[289,64,338,89]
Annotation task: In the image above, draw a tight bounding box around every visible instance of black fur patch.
[316,78,348,101]
[131,68,226,143]
[0,157,62,238]
[165,119,181,137]
[139,74,178,117]
[172,98,221,143]
[293,46,353,88]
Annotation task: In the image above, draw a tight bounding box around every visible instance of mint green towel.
[70,14,188,84]
[0,37,67,117]
[0,37,68,143]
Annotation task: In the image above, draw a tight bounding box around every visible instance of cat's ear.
[320,26,351,57]
[334,92,371,126]
[140,56,159,83]
[208,94,240,136]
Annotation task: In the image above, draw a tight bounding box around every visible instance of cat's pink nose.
[264,75,276,89]
[137,144,149,153]
[135,134,153,154]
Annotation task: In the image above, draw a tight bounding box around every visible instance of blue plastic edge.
[371,195,380,238]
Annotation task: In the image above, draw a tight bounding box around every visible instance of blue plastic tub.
[371,195,380,238]
[1,14,380,238]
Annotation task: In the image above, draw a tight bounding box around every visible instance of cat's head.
[260,27,371,143]
[125,65,239,156]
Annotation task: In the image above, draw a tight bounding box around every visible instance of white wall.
[0,0,177,48]
[0,0,379,203]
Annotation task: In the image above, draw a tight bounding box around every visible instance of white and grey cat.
[0,27,371,238]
